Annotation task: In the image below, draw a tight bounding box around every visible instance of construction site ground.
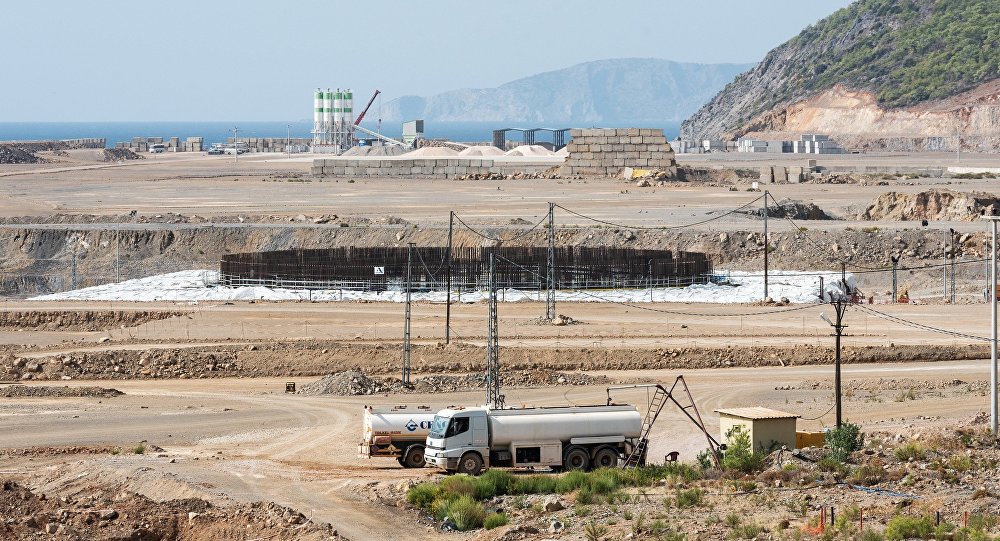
[1,151,1000,539]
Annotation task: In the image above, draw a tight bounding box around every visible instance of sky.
[1,0,854,122]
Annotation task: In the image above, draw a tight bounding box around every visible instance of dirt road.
[2,358,992,539]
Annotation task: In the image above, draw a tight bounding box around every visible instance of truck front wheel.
[403,446,426,468]
[457,452,483,475]
[564,447,590,471]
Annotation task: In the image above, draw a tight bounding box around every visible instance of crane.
[355,89,381,126]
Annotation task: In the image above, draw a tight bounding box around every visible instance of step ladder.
[609,376,722,469]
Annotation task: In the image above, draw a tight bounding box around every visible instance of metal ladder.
[610,376,722,469]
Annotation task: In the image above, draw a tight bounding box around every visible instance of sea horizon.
[0,121,682,148]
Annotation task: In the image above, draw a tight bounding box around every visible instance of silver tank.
[487,405,642,447]
[362,405,436,444]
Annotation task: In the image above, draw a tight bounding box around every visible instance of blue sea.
[0,121,681,148]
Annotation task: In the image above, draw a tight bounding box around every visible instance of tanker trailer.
[358,405,436,468]
[424,404,642,475]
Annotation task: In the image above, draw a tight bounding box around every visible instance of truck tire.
[592,447,619,469]
[563,447,590,471]
[457,452,483,475]
[403,446,426,468]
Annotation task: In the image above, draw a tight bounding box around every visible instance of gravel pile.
[102,148,143,161]
[298,369,609,396]
[0,145,41,164]
[0,385,124,398]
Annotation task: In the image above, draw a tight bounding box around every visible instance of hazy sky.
[3,1,853,122]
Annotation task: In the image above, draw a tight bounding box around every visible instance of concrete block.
[569,129,583,138]
[627,128,640,136]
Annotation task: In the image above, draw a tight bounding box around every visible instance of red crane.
[355,89,381,126]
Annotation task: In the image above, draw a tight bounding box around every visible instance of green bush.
[722,426,765,473]
[406,482,440,508]
[894,442,926,462]
[674,487,705,508]
[849,463,884,486]
[826,423,864,462]
[483,512,508,530]
[885,515,935,541]
[444,495,486,531]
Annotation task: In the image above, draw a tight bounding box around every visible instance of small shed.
[715,407,799,453]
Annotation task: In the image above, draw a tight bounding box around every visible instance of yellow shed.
[715,407,799,453]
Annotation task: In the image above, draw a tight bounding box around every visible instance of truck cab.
[425,407,490,474]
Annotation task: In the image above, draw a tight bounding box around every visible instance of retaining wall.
[311,158,556,179]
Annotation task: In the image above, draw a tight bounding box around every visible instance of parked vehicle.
[149,143,166,154]
[358,405,436,468]
[424,404,642,475]
[206,145,225,155]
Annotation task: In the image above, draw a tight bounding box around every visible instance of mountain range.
[380,58,753,125]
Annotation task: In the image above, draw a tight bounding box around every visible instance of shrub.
[577,486,595,505]
[133,443,146,455]
[406,482,440,508]
[584,520,607,541]
[439,475,478,499]
[675,488,705,508]
[894,442,926,462]
[826,423,864,462]
[885,515,934,541]
[445,495,485,531]
[816,457,848,477]
[850,463,884,486]
[555,470,589,494]
[483,512,508,530]
[729,522,763,539]
[722,426,765,474]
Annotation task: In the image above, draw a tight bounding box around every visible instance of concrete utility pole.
[821,283,849,429]
[486,253,503,409]
[401,242,414,385]
[286,124,291,158]
[891,254,900,303]
[545,202,556,320]
[445,211,454,344]
[233,127,239,164]
[982,215,1000,437]
[951,228,957,304]
[763,191,769,300]
[943,229,948,302]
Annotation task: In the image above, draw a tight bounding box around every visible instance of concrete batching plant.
[312,88,354,152]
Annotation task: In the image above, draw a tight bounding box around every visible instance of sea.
[0,121,681,148]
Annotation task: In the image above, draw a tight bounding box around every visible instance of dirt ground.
[1,151,1000,539]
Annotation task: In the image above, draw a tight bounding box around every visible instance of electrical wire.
[554,196,764,231]
[854,304,992,342]
[452,213,548,243]
[493,254,822,318]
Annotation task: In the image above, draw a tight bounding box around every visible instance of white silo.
[312,88,323,145]
[323,88,333,144]
[344,88,354,127]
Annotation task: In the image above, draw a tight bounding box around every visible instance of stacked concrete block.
[562,128,677,177]
[310,158,553,179]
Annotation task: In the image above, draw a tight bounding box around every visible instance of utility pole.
[445,211,454,344]
[486,253,503,409]
[401,242,414,385]
[891,254,900,303]
[545,202,556,320]
[71,246,77,290]
[763,191,769,300]
[233,126,239,164]
[985,215,1000,437]
[286,124,291,158]
[951,228,957,304]
[821,275,850,429]
[943,228,950,301]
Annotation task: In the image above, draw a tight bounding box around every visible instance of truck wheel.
[564,447,590,471]
[396,457,406,467]
[457,453,483,475]
[592,447,619,469]
[403,446,426,468]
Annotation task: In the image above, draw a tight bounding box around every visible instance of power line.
[493,254,820,318]
[452,213,548,243]
[554,196,764,231]
[854,304,992,342]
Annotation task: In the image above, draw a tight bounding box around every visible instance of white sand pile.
[367,145,407,156]
[458,146,505,157]
[405,146,460,157]
[342,146,371,156]
[555,147,570,157]
[505,145,556,157]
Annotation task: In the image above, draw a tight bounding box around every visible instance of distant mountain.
[380,58,753,125]
[683,0,1000,142]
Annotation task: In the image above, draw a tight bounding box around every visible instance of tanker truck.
[424,404,643,475]
[358,405,437,468]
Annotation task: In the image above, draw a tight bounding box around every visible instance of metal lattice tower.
[486,253,503,409]
[401,243,414,385]
[545,202,556,320]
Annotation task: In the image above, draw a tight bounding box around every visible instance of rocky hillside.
[381,58,753,124]
[682,0,1000,143]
